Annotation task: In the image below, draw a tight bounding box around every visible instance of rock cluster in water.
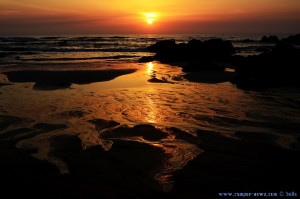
[141,39,235,72]
[140,34,300,90]
[260,35,280,43]
[231,42,300,90]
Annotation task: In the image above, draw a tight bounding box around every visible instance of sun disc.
[143,12,157,25]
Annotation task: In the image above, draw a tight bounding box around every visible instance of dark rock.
[0,123,66,143]
[138,56,155,63]
[203,39,235,56]
[147,77,173,84]
[0,82,12,87]
[188,39,203,47]
[0,128,35,140]
[89,118,120,132]
[99,124,169,141]
[272,42,299,57]
[281,34,300,45]
[255,47,271,52]
[231,43,300,90]
[166,127,195,140]
[182,61,225,72]
[168,130,300,198]
[133,124,156,130]
[0,52,8,58]
[0,115,23,131]
[33,123,67,131]
[60,110,86,118]
[50,135,166,196]
[235,131,275,142]
[150,40,184,63]
[229,55,246,68]
[183,71,236,83]
[148,39,176,53]
[260,35,280,43]
[0,145,61,198]
[146,38,235,71]
[241,39,255,43]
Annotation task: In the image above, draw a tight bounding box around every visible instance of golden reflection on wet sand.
[147,62,154,76]
[146,87,158,124]
[1,62,300,192]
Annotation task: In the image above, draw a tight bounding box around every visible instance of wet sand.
[1,62,300,198]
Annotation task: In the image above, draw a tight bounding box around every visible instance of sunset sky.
[1,0,300,35]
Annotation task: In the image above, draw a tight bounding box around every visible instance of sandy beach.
[1,60,300,198]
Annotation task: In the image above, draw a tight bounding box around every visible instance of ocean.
[0,33,289,67]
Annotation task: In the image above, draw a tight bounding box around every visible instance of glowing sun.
[144,13,157,25]
[147,19,153,25]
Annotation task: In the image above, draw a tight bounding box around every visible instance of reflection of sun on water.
[146,88,157,124]
[147,62,154,75]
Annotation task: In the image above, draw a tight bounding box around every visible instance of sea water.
[0,33,291,67]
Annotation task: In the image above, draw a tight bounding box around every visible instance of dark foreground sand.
[1,115,299,199]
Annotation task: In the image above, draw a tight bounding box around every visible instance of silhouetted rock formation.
[148,39,176,53]
[240,39,255,43]
[0,52,8,58]
[260,35,280,43]
[231,43,300,90]
[0,115,23,131]
[282,34,300,45]
[142,34,300,89]
[255,47,270,53]
[138,56,155,63]
[147,39,235,72]
[0,82,12,87]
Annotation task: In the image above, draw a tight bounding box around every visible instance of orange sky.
[1,0,300,34]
